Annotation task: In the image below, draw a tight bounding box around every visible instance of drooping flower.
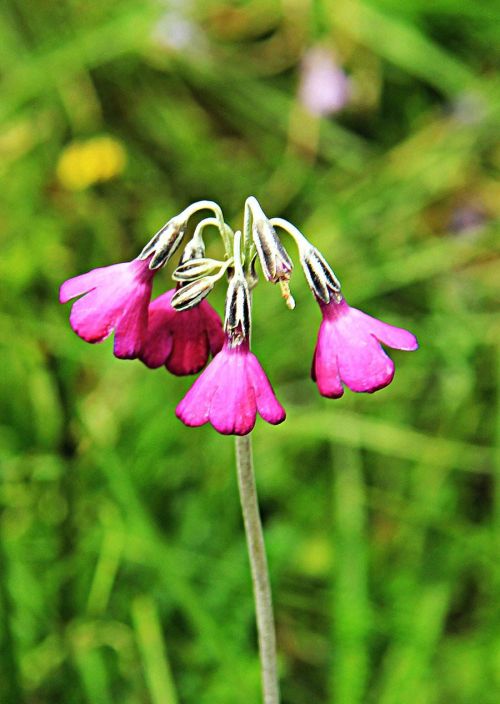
[139,289,224,375]
[299,46,350,117]
[176,339,286,435]
[312,298,418,397]
[175,229,286,435]
[59,258,155,359]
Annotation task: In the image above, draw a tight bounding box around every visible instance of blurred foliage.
[1,0,500,703]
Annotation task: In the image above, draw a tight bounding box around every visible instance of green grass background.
[1,0,499,702]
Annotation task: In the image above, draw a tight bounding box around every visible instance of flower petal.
[312,324,344,398]
[200,301,225,356]
[68,289,118,343]
[175,353,224,427]
[167,307,211,376]
[209,353,257,435]
[139,293,176,368]
[336,324,395,393]
[113,299,149,359]
[59,266,112,303]
[353,308,419,351]
[246,353,286,424]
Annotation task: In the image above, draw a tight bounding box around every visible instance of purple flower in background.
[299,46,350,116]
[449,203,487,237]
[312,298,418,397]
[176,338,286,435]
[60,259,155,359]
[139,289,224,375]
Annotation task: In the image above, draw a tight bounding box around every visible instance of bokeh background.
[1,0,500,702]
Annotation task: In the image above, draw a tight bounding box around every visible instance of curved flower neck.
[132,256,157,282]
[319,296,348,320]
[224,336,250,354]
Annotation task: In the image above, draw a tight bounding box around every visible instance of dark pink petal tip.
[175,406,207,429]
[265,411,286,426]
[315,382,344,400]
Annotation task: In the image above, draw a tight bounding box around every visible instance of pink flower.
[139,289,224,375]
[312,298,418,397]
[176,340,286,435]
[299,47,350,117]
[59,259,155,359]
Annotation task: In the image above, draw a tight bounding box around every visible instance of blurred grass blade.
[0,6,158,123]
[132,595,179,704]
[330,446,370,704]
[377,584,451,704]
[330,0,479,95]
[86,521,124,616]
[73,646,113,704]
[284,409,494,473]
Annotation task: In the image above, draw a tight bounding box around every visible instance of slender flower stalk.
[235,434,280,704]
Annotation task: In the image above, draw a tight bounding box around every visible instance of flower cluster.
[60,198,418,435]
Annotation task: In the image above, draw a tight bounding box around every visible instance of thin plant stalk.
[235,434,280,704]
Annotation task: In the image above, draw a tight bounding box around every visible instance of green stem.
[235,434,280,704]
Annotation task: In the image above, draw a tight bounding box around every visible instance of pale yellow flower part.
[56,136,127,190]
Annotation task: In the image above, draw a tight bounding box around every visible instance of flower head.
[60,199,419,434]
[59,259,155,359]
[312,298,418,397]
[176,339,285,435]
[139,289,224,375]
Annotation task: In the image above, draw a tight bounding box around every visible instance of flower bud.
[138,217,187,270]
[300,245,341,304]
[224,276,251,344]
[252,218,293,283]
[171,277,214,311]
[173,258,224,282]
[179,237,206,265]
[246,196,293,283]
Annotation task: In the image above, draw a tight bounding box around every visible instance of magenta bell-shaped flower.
[139,289,224,375]
[312,298,418,397]
[176,338,286,435]
[59,259,155,359]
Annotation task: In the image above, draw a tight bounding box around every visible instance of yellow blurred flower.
[56,136,126,191]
